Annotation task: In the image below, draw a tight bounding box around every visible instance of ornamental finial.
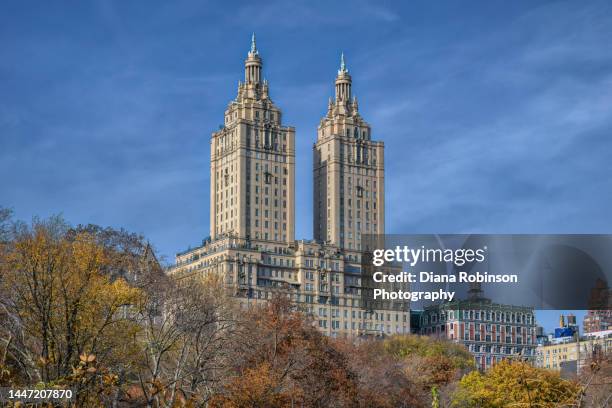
[338,52,348,74]
[250,32,258,55]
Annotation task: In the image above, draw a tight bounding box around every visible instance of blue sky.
[1,1,611,333]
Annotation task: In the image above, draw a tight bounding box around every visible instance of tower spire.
[250,32,258,55]
[338,52,348,74]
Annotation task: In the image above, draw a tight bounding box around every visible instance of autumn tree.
[0,206,14,385]
[210,300,476,408]
[131,273,239,407]
[0,216,145,405]
[383,334,474,389]
[211,295,359,408]
[577,352,612,408]
[452,359,581,407]
[344,339,424,407]
[5,209,588,408]
[331,334,474,407]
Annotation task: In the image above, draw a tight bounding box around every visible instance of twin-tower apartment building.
[170,36,409,337]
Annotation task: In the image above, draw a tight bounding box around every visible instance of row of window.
[425,309,534,325]
[224,108,280,124]
[468,344,534,356]
[318,319,409,334]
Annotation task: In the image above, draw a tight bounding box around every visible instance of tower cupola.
[335,53,352,103]
[245,33,262,85]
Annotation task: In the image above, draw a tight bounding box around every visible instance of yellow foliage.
[1,225,144,387]
[453,359,580,407]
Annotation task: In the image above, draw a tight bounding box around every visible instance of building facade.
[583,279,612,334]
[170,37,409,338]
[536,330,612,376]
[313,54,385,250]
[420,293,538,371]
[210,34,295,244]
[583,310,612,334]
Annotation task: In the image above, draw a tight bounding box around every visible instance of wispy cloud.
[0,0,610,261]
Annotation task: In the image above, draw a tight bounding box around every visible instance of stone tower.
[210,34,296,243]
[173,43,410,339]
[313,54,385,250]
